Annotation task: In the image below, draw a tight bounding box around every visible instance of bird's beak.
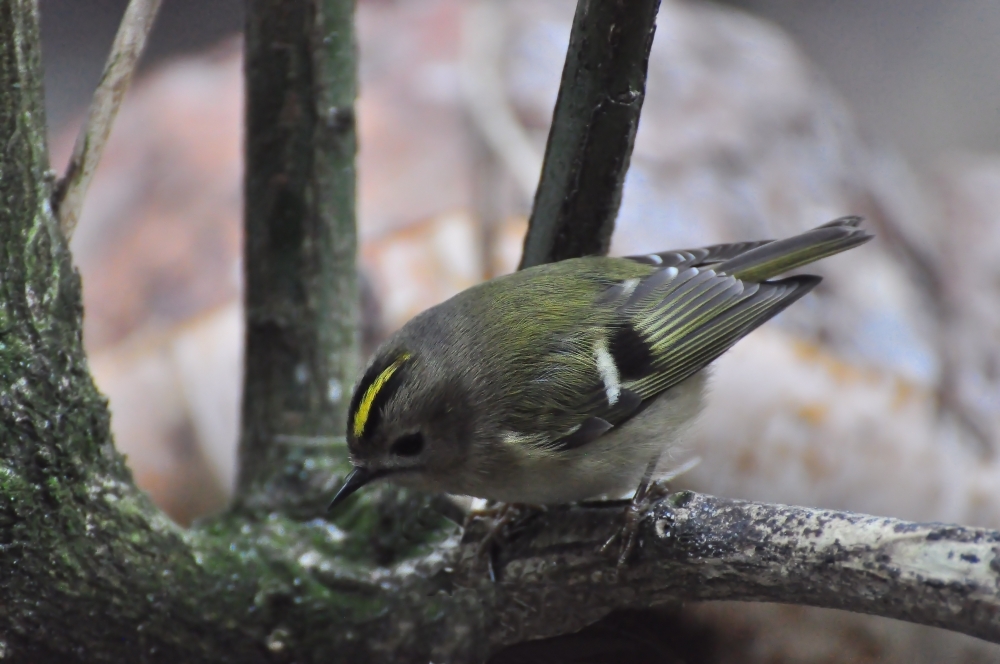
[328,466,377,511]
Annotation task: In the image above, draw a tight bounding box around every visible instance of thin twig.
[52,0,162,240]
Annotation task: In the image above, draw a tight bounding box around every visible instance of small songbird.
[329,217,871,514]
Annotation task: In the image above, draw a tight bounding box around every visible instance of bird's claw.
[474,503,519,559]
[465,503,546,581]
[600,479,671,567]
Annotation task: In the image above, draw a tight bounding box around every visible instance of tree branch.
[441,492,1000,652]
[238,0,359,514]
[51,0,162,239]
[519,0,661,268]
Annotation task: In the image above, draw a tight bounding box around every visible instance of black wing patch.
[537,217,869,455]
[608,323,653,381]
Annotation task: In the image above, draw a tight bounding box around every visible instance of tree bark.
[456,492,1000,649]
[238,0,359,515]
[0,2,260,661]
[519,0,661,269]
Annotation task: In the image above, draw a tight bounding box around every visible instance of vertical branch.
[0,0,51,259]
[239,0,358,512]
[519,0,661,269]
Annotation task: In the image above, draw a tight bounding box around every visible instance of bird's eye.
[390,432,424,457]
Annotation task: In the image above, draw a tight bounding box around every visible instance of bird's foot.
[600,479,670,567]
[460,500,505,531]
[465,502,546,582]
[600,456,702,566]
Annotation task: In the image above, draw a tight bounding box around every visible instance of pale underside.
[459,372,707,504]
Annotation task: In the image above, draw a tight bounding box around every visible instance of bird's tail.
[718,216,872,282]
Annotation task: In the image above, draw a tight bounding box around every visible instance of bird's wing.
[518,266,818,452]
[513,217,870,452]
[625,215,869,278]
[608,267,818,400]
[624,239,773,269]
[625,216,867,276]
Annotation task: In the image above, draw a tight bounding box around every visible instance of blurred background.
[41,0,1000,661]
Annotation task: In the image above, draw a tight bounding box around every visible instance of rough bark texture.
[458,492,1000,648]
[238,0,360,515]
[519,0,661,269]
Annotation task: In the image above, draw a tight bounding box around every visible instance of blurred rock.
[934,154,1000,454]
[684,328,1000,527]
[356,0,471,238]
[363,210,526,330]
[88,323,230,525]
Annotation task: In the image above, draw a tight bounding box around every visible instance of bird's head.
[329,347,473,509]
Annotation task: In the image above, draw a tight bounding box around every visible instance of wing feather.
[517,218,869,453]
[625,240,773,268]
[536,269,816,451]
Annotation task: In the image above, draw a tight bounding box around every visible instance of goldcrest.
[329,217,871,509]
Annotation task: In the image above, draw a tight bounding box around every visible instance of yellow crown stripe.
[352,353,411,438]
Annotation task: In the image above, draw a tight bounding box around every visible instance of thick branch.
[435,491,1000,654]
[239,0,359,513]
[0,2,259,661]
[519,0,660,268]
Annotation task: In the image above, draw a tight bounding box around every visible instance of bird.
[329,216,871,555]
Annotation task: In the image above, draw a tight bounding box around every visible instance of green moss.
[0,463,28,497]
[188,512,395,640]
